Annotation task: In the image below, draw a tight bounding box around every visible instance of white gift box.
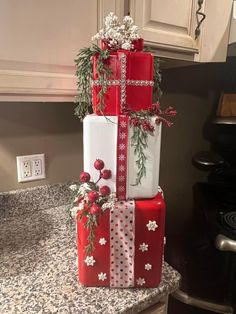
[83,114,162,199]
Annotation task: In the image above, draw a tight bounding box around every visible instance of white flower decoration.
[70,206,80,218]
[121,42,132,50]
[84,256,96,266]
[98,272,107,281]
[157,186,164,197]
[145,263,152,271]
[99,238,107,245]
[139,243,148,252]
[78,183,92,197]
[146,220,158,231]
[101,195,115,211]
[136,277,146,286]
[69,184,77,191]
[92,13,140,50]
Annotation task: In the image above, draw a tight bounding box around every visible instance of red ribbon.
[116,115,129,200]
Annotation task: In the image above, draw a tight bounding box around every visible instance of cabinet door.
[130,0,199,55]
[130,0,233,63]
[0,0,98,102]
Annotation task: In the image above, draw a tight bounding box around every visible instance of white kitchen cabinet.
[0,0,124,102]
[130,0,233,62]
[0,0,233,102]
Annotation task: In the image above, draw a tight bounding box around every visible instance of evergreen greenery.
[74,45,111,120]
[130,111,154,185]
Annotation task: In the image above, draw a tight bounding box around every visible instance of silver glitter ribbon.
[92,53,154,112]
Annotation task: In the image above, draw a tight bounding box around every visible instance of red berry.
[94,159,105,170]
[76,196,83,206]
[130,118,140,127]
[88,191,99,203]
[164,106,177,117]
[100,185,111,196]
[79,171,90,183]
[101,169,112,180]
[142,120,155,132]
[151,102,161,115]
[89,204,101,215]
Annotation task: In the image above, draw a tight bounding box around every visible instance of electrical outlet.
[16,154,46,182]
[33,159,42,176]
[22,160,32,178]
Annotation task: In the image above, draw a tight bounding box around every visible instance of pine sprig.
[84,213,98,254]
[153,56,162,102]
[143,47,162,102]
[130,111,153,185]
[131,126,148,185]
[74,45,111,120]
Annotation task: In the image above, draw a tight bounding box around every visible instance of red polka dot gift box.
[77,192,165,288]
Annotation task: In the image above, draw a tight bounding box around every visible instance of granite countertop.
[0,184,181,314]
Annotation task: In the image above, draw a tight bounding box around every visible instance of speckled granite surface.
[0,206,180,314]
[0,185,181,314]
[0,182,76,219]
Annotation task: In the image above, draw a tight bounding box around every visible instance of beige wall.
[0,102,83,191]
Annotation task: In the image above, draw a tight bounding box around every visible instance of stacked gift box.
[72,13,176,288]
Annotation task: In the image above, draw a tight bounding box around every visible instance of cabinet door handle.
[195,0,206,39]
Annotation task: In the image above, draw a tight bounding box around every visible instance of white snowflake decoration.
[144,263,152,271]
[119,132,127,140]
[119,143,126,151]
[120,121,127,128]
[84,256,96,266]
[136,277,146,286]
[118,186,125,192]
[119,165,125,172]
[118,175,125,182]
[139,243,148,252]
[98,272,107,281]
[99,238,107,245]
[118,154,126,161]
[146,220,158,231]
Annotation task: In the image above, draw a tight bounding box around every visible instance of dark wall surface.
[160,58,236,235]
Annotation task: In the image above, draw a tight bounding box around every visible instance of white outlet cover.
[16,154,46,182]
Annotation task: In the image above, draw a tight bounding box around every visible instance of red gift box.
[92,50,154,115]
[77,192,165,288]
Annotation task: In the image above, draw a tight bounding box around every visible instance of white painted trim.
[0,60,77,102]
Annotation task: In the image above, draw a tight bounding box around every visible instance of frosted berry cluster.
[69,159,115,219]
[92,12,140,50]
